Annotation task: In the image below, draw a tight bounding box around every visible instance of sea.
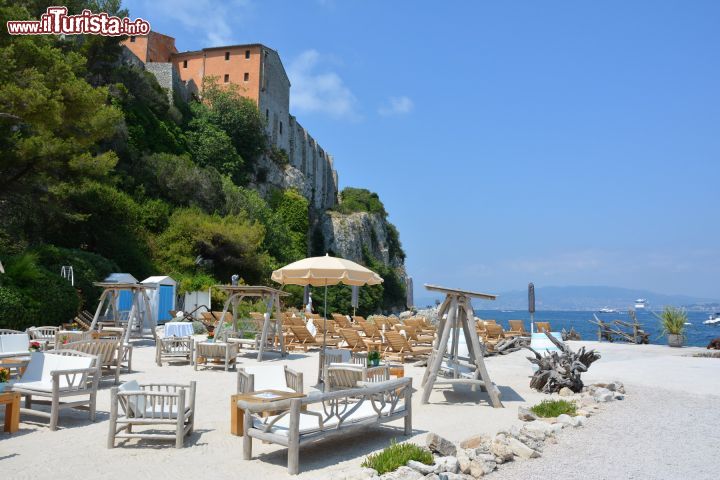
[472,309,717,348]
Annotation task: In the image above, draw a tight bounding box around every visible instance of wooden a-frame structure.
[421,284,503,408]
[213,285,289,361]
[89,282,158,343]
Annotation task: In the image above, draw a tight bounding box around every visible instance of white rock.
[455,448,472,474]
[469,459,496,477]
[517,406,538,421]
[407,461,435,475]
[438,473,473,480]
[556,414,573,425]
[427,433,457,457]
[490,440,514,462]
[570,415,587,427]
[593,388,614,402]
[379,466,423,480]
[522,420,554,437]
[507,437,541,459]
[576,409,590,417]
[433,456,459,474]
[550,423,564,434]
[558,387,574,396]
[423,475,440,480]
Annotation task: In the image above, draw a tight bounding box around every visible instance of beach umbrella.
[271,254,383,380]
[528,282,536,333]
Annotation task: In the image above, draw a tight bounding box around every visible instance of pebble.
[427,433,457,457]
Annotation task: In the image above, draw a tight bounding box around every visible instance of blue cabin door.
[158,285,174,322]
[118,291,132,312]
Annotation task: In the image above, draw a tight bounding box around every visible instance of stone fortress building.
[121,32,338,211]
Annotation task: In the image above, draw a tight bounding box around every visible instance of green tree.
[196,77,267,170]
[187,106,245,183]
[154,208,271,284]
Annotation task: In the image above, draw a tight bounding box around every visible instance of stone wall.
[258,48,290,153]
[144,62,188,104]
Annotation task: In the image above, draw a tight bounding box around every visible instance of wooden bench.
[239,377,412,475]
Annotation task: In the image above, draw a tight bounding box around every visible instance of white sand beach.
[1,341,718,480]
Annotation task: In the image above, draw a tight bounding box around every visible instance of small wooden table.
[0,391,21,434]
[388,364,405,378]
[231,390,305,436]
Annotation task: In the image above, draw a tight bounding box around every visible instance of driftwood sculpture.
[561,327,582,341]
[707,338,720,350]
[494,335,530,355]
[526,332,601,393]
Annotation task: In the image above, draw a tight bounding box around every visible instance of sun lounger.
[507,320,530,337]
[339,328,382,352]
[536,322,552,333]
[382,331,431,363]
[287,325,338,351]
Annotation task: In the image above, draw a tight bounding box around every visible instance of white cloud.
[378,96,414,116]
[143,0,251,46]
[288,50,360,120]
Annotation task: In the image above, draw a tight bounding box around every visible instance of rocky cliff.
[319,210,406,273]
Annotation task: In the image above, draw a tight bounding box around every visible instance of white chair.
[0,330,30,358]
[108,380,196,449]
[11,350,100,430]
[237,365,303,394]
[27,326,59,349]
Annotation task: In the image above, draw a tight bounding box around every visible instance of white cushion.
[14,352,93,391]
[0,333,30,354]
[243,365,288,391]
[256,400,405,437]
[118,380,146,414]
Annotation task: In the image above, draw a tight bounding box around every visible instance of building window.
[183,60,187,68]
[225,51,230,61]
[129,36,136,43]
[280,121,283,135]
[224,74,229,83]
[245,50,250,59]
[266,109,269,120]
[244,72,249,82]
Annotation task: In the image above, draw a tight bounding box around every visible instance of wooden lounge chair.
[357,319,382,340]
[382,331,431,363]
[108,380,196,449]
[483,324,505,351]
[334,314,362,331]
[393,324,433,345]
[287,325,338,351]
[11,350,100,430]
[536,322,551,333]
[339,328,382,352]
[507,320,530,337]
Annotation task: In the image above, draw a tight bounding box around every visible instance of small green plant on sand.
[530,399,577,418]
[361,440,433,475]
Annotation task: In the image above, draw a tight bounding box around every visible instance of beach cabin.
[104,273,139,319]
[141,276,177,323]
[183,289,212,318]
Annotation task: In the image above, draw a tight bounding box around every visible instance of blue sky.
[123,0,720,300]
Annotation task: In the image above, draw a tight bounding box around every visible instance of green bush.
[0,286,30,330]
[530,399,577,418]
[334,188,387,216]
[361,440,433,475]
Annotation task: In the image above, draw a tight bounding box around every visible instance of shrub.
[660,306,687,336]
[334,188,387,216]
[530,399,577,418]
[0,287,30,330]
[361,440,433,475]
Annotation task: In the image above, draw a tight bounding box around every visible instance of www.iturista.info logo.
[6,6,150,36]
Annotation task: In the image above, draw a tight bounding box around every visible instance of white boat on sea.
[703,313,720,325]
[634,298,648,310]
[598,307,617,314]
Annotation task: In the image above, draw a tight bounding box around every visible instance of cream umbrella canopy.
[272,254,383,381]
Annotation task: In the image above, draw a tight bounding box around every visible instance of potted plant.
[368,349,381,367]
[207,331,215,343]
[660,306,687,347]
[29,341,42,352]
[0,367,10,393]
